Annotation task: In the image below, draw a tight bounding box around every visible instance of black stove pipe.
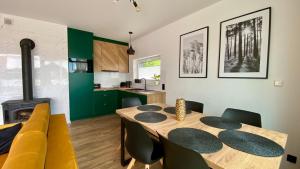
[20,39,35,101]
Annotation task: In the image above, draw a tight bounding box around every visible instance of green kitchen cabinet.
[68,28,93,59]
[69,73,94,121]
[94,90,118,116]
[93,90,147,117]
[117,90,147,108]
[68,27,94,121]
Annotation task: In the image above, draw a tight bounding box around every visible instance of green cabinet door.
[94,90,118,116]
[118,91,147,108]
[69,73,94,121]
[68,27,94,121]
[68,28,93,59]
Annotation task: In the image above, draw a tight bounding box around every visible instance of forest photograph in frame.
[218,7,271,79]
[179,27,209,78]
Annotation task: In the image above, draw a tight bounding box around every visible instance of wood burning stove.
[1,38,50,124]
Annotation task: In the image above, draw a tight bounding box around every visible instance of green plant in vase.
[152,74,160,85]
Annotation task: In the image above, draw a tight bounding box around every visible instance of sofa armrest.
[0,123,17,130]
[0,122,26,130]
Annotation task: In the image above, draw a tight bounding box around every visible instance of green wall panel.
[93,36,128,46]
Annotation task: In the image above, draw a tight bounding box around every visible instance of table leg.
[121,118,131,166]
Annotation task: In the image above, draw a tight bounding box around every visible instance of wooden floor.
[69,115,162,169]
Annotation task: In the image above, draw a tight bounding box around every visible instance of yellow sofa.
[0,103,78,169]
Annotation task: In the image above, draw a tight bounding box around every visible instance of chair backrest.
[123,118,154,163]
[121,97,142,108]
[185,101,204,113]
[222,108,262,127]
[158,134,209,169]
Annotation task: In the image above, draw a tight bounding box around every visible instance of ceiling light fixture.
[130,0,141,12]
[114,0,141,12]
[127,32,135,55]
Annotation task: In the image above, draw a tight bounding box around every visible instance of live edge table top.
[116,103,288,169]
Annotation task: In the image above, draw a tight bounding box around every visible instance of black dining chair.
[120,97,142,165]
[222,108,262,127]
[123,118,163,169]
[185,100,204,113]
[158,134,210,169]
[122,97,142,108]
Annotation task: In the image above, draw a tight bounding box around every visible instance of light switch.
[4,17,13,25]
[274,80,284,87]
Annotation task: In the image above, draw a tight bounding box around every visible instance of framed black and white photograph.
[179,27,209,78]
[218,7,271,79]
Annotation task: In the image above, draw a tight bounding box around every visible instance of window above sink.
[134,55,161,81]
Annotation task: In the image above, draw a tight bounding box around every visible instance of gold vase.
[176,98,186,121]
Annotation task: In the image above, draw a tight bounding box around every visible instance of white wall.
[132,0,300,168]
[0,13,70,123]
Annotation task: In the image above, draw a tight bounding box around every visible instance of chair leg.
[145,164,150,169]
[160,159,163,166]
[127,158,136,169]
[121,119,131,166]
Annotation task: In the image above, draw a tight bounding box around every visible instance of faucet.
[140,78,147,91]
[134,78,147,91]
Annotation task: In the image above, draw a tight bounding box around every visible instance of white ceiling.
[0,0,221,42]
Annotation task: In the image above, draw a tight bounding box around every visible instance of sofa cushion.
[1,153,45,169]
[0,153,8,168]
[8,132,47,157]
[0,123,22,155]
[45,114,78,169]
[2,132,47,169]
[18,119,49,136]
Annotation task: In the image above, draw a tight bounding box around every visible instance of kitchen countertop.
[94,87,165,96]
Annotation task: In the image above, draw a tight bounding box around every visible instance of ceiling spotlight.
[113,0,141,12]
[130,0,141,12]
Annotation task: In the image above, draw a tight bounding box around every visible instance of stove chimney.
[20,38,35,101]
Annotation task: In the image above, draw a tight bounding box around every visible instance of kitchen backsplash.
[94,72,129,88]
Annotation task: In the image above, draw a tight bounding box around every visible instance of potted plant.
[152,74,160,85]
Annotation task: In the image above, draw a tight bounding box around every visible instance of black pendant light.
[127,32,135,55]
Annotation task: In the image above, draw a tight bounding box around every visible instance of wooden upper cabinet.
[100,41,119,71]
[93,40,129,73]
[118,45,129,73]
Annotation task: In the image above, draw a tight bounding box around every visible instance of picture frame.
[179,26,209,78]
[218,7,271,79]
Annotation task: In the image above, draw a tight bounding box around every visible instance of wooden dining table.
[116,103,288,169]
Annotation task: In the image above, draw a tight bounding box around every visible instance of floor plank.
[69,115,162,169]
